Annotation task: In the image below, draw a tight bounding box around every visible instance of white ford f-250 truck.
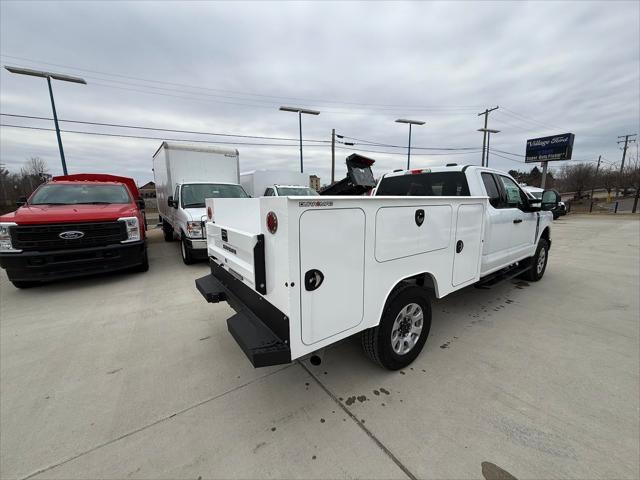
[196,163,560,370]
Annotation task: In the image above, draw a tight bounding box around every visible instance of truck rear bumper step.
[227,311,291,368]
[195,274,227,303]
[195,269,291,367]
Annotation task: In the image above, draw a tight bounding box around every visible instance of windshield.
[181,183,248,208]
[276,186,319,196]
[30,184,131,205]
[376,172,470,196]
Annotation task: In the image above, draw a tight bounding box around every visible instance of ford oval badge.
[59,231,85,240]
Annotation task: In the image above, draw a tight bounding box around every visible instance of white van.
[240,170,318,197]
[153,142,248,264]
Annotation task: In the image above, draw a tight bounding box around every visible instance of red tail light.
[266,211,278,234]
[207,206,213,220]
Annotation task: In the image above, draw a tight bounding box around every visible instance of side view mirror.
[16,196,27,207]
[541,189,561,211]
[137,198,146,210]
[167,196,177,208]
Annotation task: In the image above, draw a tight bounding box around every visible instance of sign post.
[525,133,575,188]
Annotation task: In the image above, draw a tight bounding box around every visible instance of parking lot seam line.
[298,361,417,480]
[19,365,294,480]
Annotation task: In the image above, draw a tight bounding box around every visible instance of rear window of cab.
[376,171,470,196]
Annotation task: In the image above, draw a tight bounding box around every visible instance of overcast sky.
[1,1,639,186]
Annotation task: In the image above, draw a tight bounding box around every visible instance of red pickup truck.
[0,174,148,288]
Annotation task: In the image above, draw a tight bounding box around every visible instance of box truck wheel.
[162,219,174,242]
[361,286,431,370]
[180,235,196,265]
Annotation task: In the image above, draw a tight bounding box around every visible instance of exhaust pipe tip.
[310,355,322,366]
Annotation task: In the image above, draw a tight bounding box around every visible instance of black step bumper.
[0,241,146,283]
[195,261,291,368]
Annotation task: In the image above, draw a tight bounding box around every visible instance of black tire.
[134,246,149,272]
[162,219,174,242]
[180,235,195,265]
[11,281,38,289]
[361,285,431,370]
[522,238,549,282]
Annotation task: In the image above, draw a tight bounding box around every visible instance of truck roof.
[379,164,510,179]
[52,173,140,200]
[153,141,239,158]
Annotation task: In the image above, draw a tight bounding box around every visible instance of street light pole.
[4,66,86,175]
[279,106,320,173]
[46,76,68,175]
[395,119,425,169]
[477,128,500,168]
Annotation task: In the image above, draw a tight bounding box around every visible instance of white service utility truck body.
[240,169,316,197]
[196,165,560,369]
[153,142,247,263]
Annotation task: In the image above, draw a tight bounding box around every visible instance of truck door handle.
[513,219,523,224]
[304,269,324,291]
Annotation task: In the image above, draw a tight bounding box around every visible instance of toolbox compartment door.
[299,208,365,345]
[452,203,484,286]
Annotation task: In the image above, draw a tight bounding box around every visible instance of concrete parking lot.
[1,215,638,480]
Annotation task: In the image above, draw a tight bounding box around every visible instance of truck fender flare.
[376,272,438,326]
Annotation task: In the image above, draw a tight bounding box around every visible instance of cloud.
[1,1,638,185]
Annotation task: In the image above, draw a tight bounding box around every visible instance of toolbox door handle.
[304,269,324,291]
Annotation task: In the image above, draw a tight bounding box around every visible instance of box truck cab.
[152,142,247,264]
[240,170,317,197]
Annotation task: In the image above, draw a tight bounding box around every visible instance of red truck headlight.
[118,217,140,243]
[0,222,20,252]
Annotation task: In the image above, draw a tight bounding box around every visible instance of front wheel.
[134,246,149,272]
[522,238,549,282]
[181,236,195,265]
[362,286,431,370]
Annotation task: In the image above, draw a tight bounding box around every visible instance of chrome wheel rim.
[537,247,546,274]
[391,303,424,355]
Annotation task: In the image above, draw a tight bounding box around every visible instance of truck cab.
[165,181,248,263]
[373,165,554,276]
[0,174,148,289]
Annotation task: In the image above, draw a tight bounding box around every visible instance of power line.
[0,113,330,143]
[336,133,478,151]
[0,123,329,147]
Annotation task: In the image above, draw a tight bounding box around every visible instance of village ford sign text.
[525,133,575,163]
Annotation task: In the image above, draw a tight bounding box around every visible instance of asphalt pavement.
[1,215,638,479]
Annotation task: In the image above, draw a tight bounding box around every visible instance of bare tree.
[557,163,595,199]
[600,168,617,201]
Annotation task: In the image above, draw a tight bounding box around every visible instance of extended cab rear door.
[495,175,537,259]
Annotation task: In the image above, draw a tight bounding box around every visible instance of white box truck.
[240,170,319,197]
[153,142,248,264]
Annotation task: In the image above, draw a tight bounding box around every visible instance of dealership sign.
[525,133,575,163]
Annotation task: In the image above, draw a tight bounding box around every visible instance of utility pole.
[477,106,499,167]
[589,155,601,213]
[616,134,636,196]
[331,129,336,184]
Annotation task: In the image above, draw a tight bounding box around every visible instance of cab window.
[264,188,274,196]
[498,176,528,208]
[481,173,501,208]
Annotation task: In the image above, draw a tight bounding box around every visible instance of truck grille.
[10,221,127,251]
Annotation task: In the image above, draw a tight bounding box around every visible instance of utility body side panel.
[204,196,487,361]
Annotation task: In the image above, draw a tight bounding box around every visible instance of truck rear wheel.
[361,286,431,370]
[162,219,174,242]
[522,238,549,282]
